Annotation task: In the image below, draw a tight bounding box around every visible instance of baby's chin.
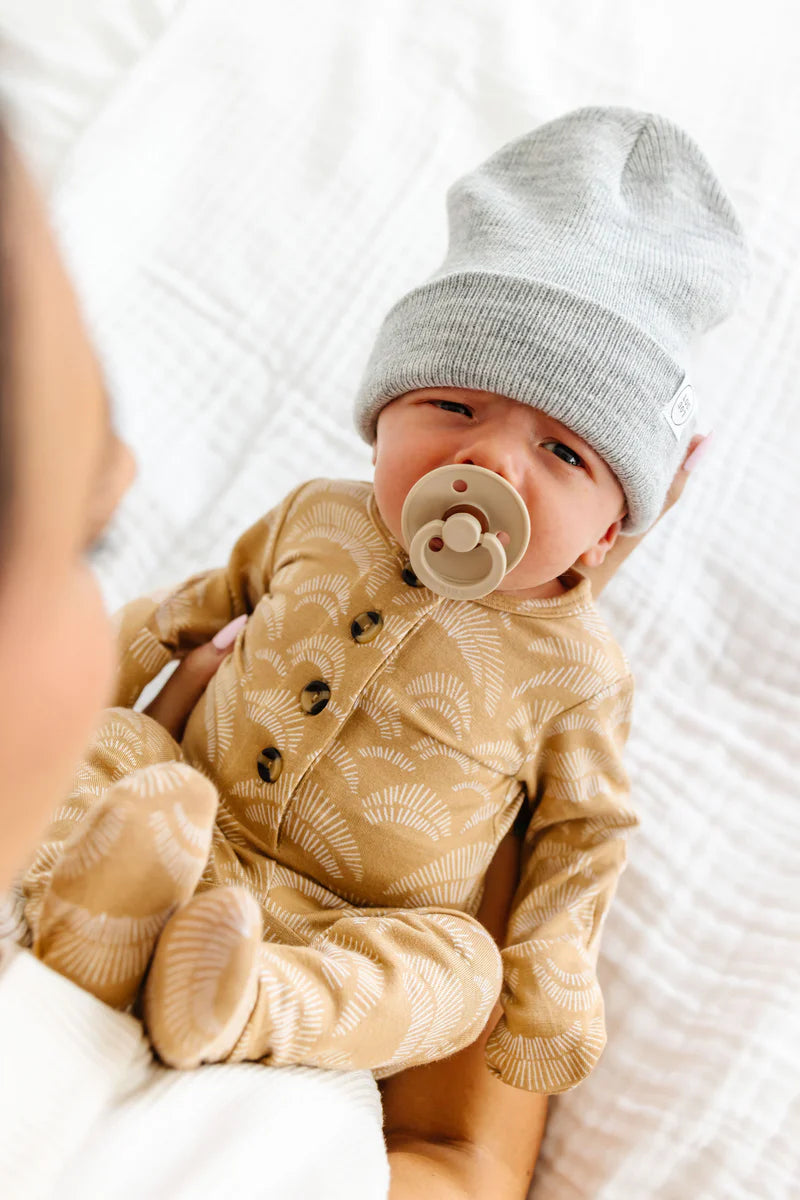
[495,576,569,599]
[494,556,574,598]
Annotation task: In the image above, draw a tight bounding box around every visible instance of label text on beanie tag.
[661,380,696,441]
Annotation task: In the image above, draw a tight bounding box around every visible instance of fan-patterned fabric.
[23,478,635,1092]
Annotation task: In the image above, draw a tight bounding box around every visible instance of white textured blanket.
[0,944,387,1199]
[0,1,798,1197]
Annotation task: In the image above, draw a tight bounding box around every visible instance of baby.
[21,107,748,1093]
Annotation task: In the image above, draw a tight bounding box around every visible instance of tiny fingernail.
[212,613,248,650]
[684,430,715,474]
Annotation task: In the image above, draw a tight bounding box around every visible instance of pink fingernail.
[683,430,715,474]
[212,613,248,650]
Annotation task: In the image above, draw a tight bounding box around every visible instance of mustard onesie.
[23,478,637,1094]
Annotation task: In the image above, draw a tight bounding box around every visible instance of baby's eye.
[542,440,584,468]
[430,399,474,417]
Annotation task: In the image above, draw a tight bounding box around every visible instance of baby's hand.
[143,614,248,740]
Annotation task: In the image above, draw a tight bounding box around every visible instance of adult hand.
[663,430,713,513]
[142,614,248,741]
[579,431,713,598]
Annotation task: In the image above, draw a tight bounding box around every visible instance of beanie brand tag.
[662,380,696,441]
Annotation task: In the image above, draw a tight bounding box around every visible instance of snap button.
[300,680,331,715]
[401,563,423,587]
[256,747,283,783]
[350,610,383,643]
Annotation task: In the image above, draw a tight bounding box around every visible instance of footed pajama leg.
[21,707,218,1008]
[143,885,503,1074]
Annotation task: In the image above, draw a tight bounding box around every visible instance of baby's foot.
[143,886,263,1068]
[33,762,218,1008]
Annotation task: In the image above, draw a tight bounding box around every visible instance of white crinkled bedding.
[0,1,798,1197]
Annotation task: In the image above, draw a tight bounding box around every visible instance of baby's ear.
[578,517,624,568]
[371,442,377,466]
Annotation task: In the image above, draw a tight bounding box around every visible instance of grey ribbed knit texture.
[354,106,750,533]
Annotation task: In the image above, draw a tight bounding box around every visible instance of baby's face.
[372,387,627,599]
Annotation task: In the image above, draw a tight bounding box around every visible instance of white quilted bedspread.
[0,1,798,1197]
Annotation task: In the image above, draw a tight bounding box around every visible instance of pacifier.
[400,465,530,600]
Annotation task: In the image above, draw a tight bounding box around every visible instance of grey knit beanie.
[353,106,750,534]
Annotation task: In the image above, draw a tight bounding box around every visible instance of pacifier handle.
[409,521,508,599]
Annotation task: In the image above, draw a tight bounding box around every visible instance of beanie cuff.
[354,272,698,533]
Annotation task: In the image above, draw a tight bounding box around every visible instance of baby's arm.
[485,675,638,1093]
[111,485,301,708]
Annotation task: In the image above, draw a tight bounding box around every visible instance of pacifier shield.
[400,465,530,600]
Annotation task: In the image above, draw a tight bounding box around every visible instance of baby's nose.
[453,438,524,490]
